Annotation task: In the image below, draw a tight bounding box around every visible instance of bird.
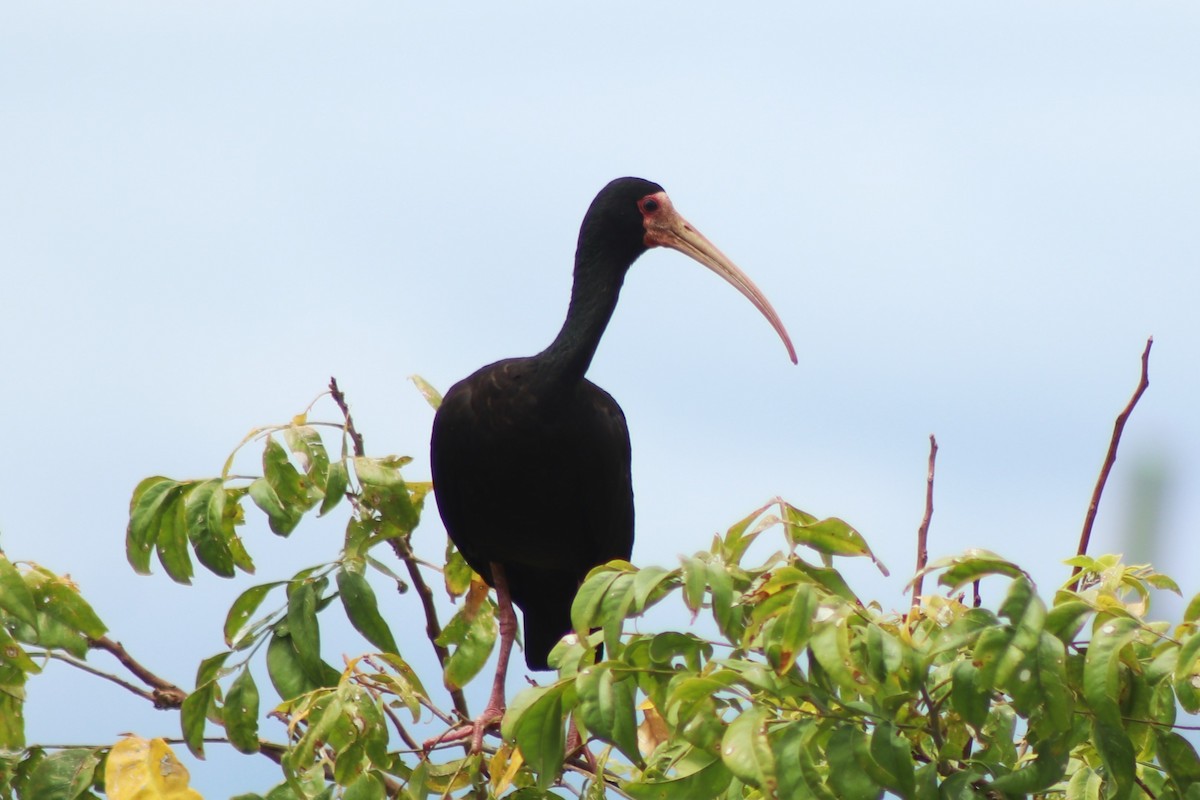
[428,177,796,751]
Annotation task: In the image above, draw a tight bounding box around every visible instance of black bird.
[429,177,795,750]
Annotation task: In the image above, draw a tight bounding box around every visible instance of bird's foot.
[422,706,505,754]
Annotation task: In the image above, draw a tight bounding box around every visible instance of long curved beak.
[644,197,798,364]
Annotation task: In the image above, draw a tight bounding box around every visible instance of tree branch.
[1070,337,1153,591]
[391,535,471,721]
[47,652,158,705]
[328,376,365,458]
[910,434,938,611]
[329,376,471,722]
[87,636,186,708]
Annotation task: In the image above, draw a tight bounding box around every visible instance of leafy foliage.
[1,388,1199,800]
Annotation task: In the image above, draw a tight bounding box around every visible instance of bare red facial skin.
[638,191,678,247]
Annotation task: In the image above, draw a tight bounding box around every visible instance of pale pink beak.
[643,193,797,364]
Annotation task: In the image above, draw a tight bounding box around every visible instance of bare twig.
[88,636,186,708]
[380,701,420,751]
[389,536,470,722]
[919,683,944,753]
[1070,337,1153,591]
[910,435,939,611]
[329,376,471,722]
[328,376,365,457]
[1135,772,1159,799]
[47,652,158,704]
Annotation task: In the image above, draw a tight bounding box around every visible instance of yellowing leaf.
[488,743,524,796]
[637,698,670,758]
[105,736,203,800]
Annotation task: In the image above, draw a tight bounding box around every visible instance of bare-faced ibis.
[429,177,796,750]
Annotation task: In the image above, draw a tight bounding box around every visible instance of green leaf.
[36,574,107,640]
[0,623,39,674]
[443,541,474,598]
[576,664,640,765]
[184,478,235,578]
[155,487,194,584]
[0,690,26,750]
[1158,730,1200,792]
[681,557,707,616]
[598,572,636,657]
[337,569,398,654]
[267,628,321,701]
[1185,592,1200,624]
[808,605,856,691]
[626,747,732,800]
[224,582,283,648]
[930,550,1029,593]
[773,583,817,674]
[319,460,349,516]
[284,425,330,490]
[376,654,429,722]
[441,600,496,690]
[217,486,255,573]
[826,726,883,800]
[1175,630,1200,713]
[1084,615,1140,800]
[512,684,569,791]
[986,741,1069,796]
[224,668,261,754]
[354,456,420,533]
[195,650,233,687]
[126,476,179,575]
[343,771,386,800]
[287,581,325,683]
[975,577,1044,688]
[706,558,737,640]
[263,436,310,509]
[869,721,915,799]
[771,722,836,800]
[1045,599,1093,644]
[950,660,990,730]
[410,374,443,410]
[0,555,37,627]
[1007,631,1070,730]
[571,569,622,640]
[24,748,100,800]
[631,565,674,612]
[181,683,213,757]
[249,477,303,537]
[720,706,777,797]
[783,510,883,571]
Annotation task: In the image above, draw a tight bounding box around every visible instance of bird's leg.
[422,563,517,754]
[469,562,518,751]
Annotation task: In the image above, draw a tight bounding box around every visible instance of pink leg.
[423,562,518,754]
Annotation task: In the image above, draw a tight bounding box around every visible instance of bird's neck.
[536,252,628,390]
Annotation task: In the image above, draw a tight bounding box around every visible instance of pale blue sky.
[3,3,1199,796]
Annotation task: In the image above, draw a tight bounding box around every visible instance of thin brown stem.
[920,683,944,753]
[1071,337,1153,591]
[88,636,186,708]
[381,701,420,751]
[910,434,938,611]
[47,652,158,704]
[329,376,471,722]
[391,536,470,721]
[329,376,365,458]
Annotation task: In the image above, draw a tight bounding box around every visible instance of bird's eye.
[642,198,659,213]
